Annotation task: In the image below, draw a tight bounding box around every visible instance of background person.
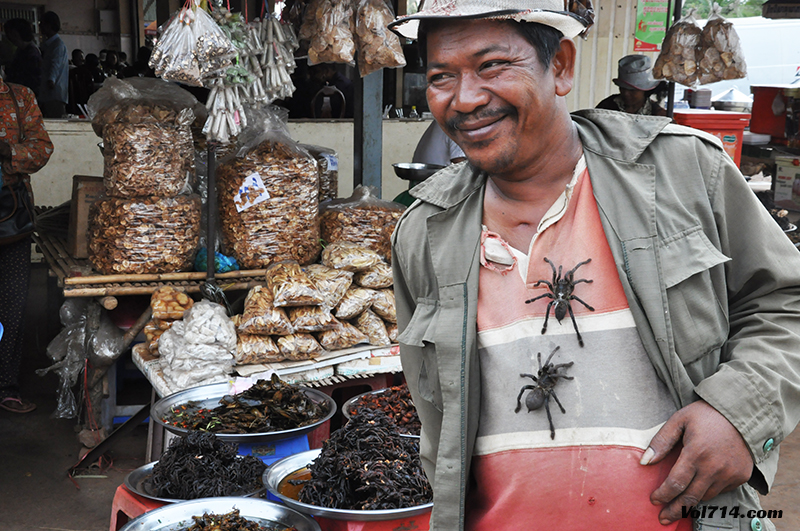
[38,11,69,118]
[389,1,800,530]
[596,54,668,115]
[0,77,54,413]
[3,18,41,98]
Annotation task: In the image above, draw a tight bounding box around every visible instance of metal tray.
[341,388,419,438]
[124,460,265,504]
[151,382,336,443]
[263,449,433,521]
[119,496,321,531]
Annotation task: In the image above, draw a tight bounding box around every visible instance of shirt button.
[763,438,775,453]
[750,517,763,531]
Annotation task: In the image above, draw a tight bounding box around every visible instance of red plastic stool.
[109,484,166,531]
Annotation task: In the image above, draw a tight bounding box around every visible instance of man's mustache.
[444,106,517,133]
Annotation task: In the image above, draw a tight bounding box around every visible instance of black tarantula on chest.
[515,346,574,439]
[525,257,594,347]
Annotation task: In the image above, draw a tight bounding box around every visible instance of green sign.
[635,0,670,52]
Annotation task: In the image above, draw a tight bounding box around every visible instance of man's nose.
[451,73,490,113]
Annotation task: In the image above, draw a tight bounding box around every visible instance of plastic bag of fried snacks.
[335,287,376,320]
[355,308,391,346]
[238,285,294,336]
[277,333,325,360]
[321,241,382,272]
[151,286,194,320]
[266,261,326,307]
[316,317,369,350]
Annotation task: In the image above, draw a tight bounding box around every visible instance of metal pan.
[151,381,336,443]
[263,449,433,522]
[119,496,320,531]
[124,460,265,504]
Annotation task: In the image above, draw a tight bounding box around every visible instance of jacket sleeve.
[692,147,800,494]
[5,86,53,176]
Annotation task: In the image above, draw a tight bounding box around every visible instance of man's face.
[425,19,565,176]
[619,87,646,111]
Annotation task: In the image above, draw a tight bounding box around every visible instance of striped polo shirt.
[466,158,691,530]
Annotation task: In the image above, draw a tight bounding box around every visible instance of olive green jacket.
[391,110,800,531]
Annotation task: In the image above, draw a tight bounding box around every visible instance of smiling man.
[388,2,800,531]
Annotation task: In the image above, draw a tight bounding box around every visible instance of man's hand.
[640,400,753,525]
[0,140,11,159]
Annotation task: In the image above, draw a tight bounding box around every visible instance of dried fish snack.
[304,263,353,310]
[371,289,397,323]
[149,432,266,500]
[151,286,195,320]
[653,11,702,86]
[103,122,193,197]
[386,322,398,343]
[277,333,325,360]
[354,261,393,289]
[185,509,295,531]
[316,317,369,351]
[297,409,432,510]
[698,8,746,84]
[235,333,285,365]
[355,308,391,346]
[334,286,376,320]
[319,186,405,261]
[299,143,339,203]
[287,305,337,333]
[299,0,356,65]
[217,139,321,269]
[266,261,326,307]
[88,195,201,275]
[321,241,382,272]
[238,285,294,336]
[353,0,406,77]
[161,374,331,433]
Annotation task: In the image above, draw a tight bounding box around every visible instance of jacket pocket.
[397,299,443,412]
[661,227,730,365]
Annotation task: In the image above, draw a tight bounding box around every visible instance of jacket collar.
[409,110,672,209]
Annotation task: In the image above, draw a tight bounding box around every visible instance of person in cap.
[596,54,668,115]
[389,1,800,530]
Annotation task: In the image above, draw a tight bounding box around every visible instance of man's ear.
[552,38,577,97]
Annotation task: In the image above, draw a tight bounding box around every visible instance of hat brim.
[388,9,588,40]
[613,78,661,92]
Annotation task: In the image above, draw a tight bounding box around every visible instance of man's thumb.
[640,415,685,466]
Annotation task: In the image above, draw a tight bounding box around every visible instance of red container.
[750,85,788,138]
[673,109,751,167]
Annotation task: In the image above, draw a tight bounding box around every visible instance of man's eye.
[427,73,449,85]
[482,60,507,70]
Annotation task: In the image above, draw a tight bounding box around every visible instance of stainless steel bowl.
[711,101,752,113]
[392,162,445,181]
[119,496,321,531]
[151,381,336,443]
[124,460,266,504]
[263,449,433,521]
[342,388,420,438]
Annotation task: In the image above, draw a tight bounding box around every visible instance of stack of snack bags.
[143,286,195,357]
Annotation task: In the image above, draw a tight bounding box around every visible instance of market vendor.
[596,54,668,116]
[389,1,800,530]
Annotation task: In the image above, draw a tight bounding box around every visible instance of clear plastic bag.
[353,0,406,77]
[276,333,325,360]
[217,109,321,269]
[320,186,406,262]
[355,308,391,346]
[304,264,353,311]
[300,0,356,65]
[266,261,327,307]
[321,241,383,272]
[151,286,195,320]
[698,4,746,84]
[299,143,339,203]
[238,285,294,335]
[88,195,202,275]
[354,261,393,289]
[316,317,369,350]
[653,9,702,87]
[235,333,284,365]
[371,289,396,323]
[287,305,337,333]
[386,322,398,343]
[335,286,376,320]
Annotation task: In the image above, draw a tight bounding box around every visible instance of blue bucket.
[0,322,4,342]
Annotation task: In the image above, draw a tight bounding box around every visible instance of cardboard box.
[67,175,104,259]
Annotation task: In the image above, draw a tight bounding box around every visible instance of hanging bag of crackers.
[653,9,702,87]
[299,0,356,65]
[697,3,746,85]
[353,0,406,77]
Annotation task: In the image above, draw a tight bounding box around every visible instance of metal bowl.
[119,496,321,531]
[124,460,266,504]
[392,162,445,181]
[264,449,433,521]
[151,382,336,443]
[711,101,752,113]
[342,388,420,438]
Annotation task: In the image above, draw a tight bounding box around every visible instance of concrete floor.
[1,265,800,530]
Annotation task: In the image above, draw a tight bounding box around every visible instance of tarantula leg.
[571,294,595,311]
[514,384,536,413]
[541,301,555,335]
[566,258,592,276]
[543,257,559,276]
[550,389,567,414]
[572,278,593,285]
[544,396,556,440]
[525,292,553,304]
[552,362,575,379]
[567,304,585,347]
[542,346,560,366]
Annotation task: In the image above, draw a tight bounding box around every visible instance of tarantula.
[525,257,594,347]
[514,346,574,439]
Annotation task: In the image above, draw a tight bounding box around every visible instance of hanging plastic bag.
[300,0,356,65]
[697,3,747,85]
[353,0,406,77]
[653,9,702,87]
